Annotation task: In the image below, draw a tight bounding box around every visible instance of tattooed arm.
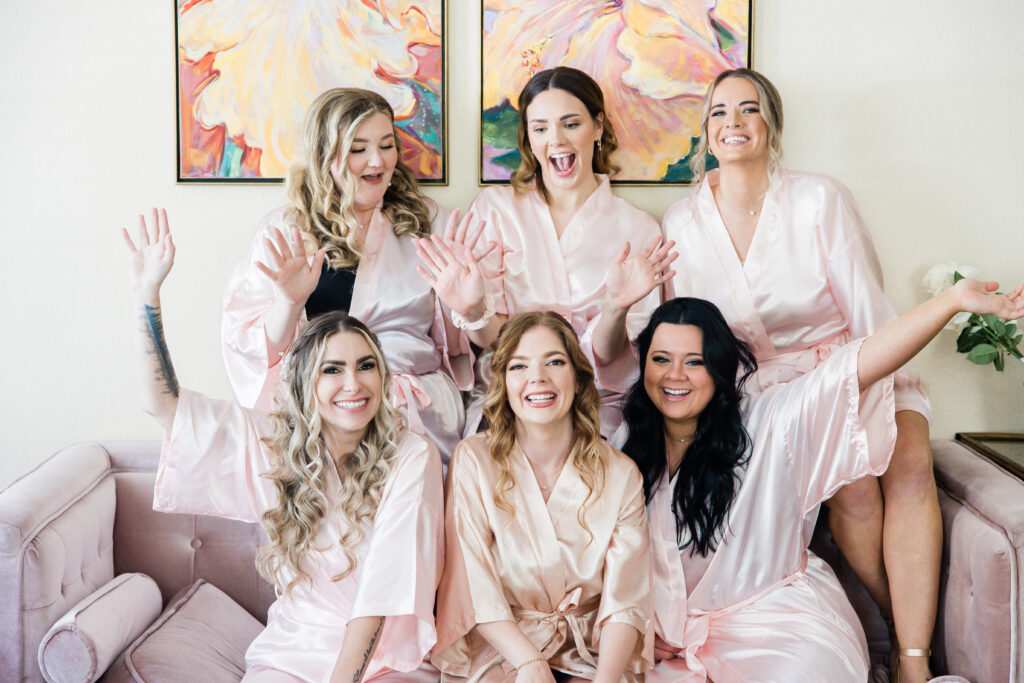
[329,616,386,683]
[123,208,179,431]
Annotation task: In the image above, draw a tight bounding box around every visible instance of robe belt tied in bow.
[390,373,432,435]
[501,588,602,673]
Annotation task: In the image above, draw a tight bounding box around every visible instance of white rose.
[946,310,972,332]
[922,262,979,297]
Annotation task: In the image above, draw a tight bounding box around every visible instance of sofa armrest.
[932,439,1024,683]
[0,443,119,683]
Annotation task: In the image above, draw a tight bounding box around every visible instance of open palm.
[255,227,326,306]
[956,279,1024,320]
[122,208,175,295]
[605,235,678,311]
[415,209,499,317]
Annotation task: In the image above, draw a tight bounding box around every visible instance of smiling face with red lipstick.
[643,323,716,438]
[504,325,577,431]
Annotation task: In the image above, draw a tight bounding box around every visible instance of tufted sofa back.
[0,441,275,683]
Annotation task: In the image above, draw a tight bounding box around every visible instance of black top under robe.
[304,261,357,319]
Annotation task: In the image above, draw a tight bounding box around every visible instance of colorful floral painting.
[481,0,749,184]
[176,0,445,183]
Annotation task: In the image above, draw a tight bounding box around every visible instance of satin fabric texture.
[661,167,931,419]
[433,434,654,681]
[608,341,896,682]
[465,176,662,437]
[153,389,444,682]
[221,204,471,461]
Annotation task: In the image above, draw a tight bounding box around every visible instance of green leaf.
[1006,323,1018,336]
[992,319,1007,336]
[967,343,998,365]
[1012,333,1023,346]
[956,328,988,352]
[995,352,1005,372]
[953,271,966,283]
[982,314,1001,328]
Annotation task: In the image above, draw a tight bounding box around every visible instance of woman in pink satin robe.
[607,287,1023,682]
[661,68,939,681]
[222,88,469,461]
[414,67,673,438]
[433,312,653,682]
[124,211,443,682]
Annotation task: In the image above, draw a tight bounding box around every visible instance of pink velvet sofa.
[1,439,1020,682]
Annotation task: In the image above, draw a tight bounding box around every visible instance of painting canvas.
[481,0,750,184]
[176,0,446,184]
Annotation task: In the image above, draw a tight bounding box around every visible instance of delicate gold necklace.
[518,442,570,492]
[716,187,768,217]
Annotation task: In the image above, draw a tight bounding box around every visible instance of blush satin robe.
[467,177,662,436]
[432,434,654,681]
[153,389,444,683]
[609,342,896,681]
[222,204,471,461]
[661,168,930,417]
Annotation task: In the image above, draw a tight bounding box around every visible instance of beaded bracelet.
[514,655,546,671]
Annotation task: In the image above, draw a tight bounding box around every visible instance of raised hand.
[954,279,1024,320]
[604,235,678,312]
[122,207,175,296]
[414,209,499,319]
[255,227,326,306]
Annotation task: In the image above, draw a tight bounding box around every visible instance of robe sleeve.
[350,434,445,672]
[433,441,513,675]
[593,457,654,671]
[764,339,897,514]
[820,182,932,420]
[153,388,277,522]
[425,204,475,391]
[221,208,308,411]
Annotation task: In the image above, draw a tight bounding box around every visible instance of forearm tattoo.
[353,617,385,682]
[142,304,179,398]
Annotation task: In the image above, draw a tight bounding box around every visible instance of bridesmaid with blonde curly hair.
[125,210,443,682]
[222,87,472,461]
[433,312,652,682]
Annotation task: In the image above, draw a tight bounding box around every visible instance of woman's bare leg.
[825,477,892,617]
[880,411,940,682]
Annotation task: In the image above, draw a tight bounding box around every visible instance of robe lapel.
[695,175,776,357]
[510,445,568,607]
[649,474,690,646]
[348,208,389,322]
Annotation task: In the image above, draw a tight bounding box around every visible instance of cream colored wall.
[2,0,1022,487]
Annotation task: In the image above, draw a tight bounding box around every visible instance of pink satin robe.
[222,204,471,461]
[662,168,930,418]
[153,389,444,683]
[433,434,653,681]
[468,177,662,436]
[642,342,896,681]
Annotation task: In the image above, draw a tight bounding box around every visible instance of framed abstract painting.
[480,0,751,184]
[175,0,447,184]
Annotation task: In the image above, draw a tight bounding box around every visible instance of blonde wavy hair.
[284,88,433,269]
[257,312,404,594]
[510,67,620,204]
[690,68,785,185]
[482,311,606,543]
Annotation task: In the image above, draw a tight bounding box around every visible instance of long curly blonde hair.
[284,88,433,269]
[510,67,620,204]
[482,312,606,543]
[256,312,404,594]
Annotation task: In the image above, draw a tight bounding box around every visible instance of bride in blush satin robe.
[432,312,653,682]
[603,285,1024,682]
[123,211,445,682]
[414,67,672,438]
[222,88,469,461]
[660,68,939,681]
